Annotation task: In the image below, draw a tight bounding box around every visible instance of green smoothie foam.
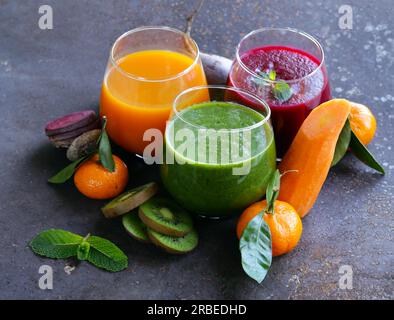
[161,101,276,217]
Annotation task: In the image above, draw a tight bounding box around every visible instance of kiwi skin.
[125,228,150,243]
[138,207,191,237]
[122,213,150,244]
[147,228,198,255]
[101,182,158,218]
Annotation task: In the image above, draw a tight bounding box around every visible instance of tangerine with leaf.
[74,154,128,200]
[237,170,302,257]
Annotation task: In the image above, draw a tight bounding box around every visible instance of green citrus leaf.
[30,229,83,259]
[239,213,272,283]
[47,156,88,184]
[98,118,115,172]
[265,169,280,214]
[349,131,385,174]
[86,236,128,272]
[332,118,352,167]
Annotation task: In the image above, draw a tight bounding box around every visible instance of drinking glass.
[161,85,276,218]
[227,27,331,157]
[100,26,207,155]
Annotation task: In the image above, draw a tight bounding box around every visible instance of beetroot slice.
[45,110,98,136]
[200,52,232,85]
[48,119,100,141]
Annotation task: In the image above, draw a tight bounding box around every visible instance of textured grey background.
[0,0,393,299]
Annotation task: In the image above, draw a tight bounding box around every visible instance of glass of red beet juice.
[227,27,331,157]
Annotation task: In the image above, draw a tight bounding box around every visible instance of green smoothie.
[161,101,276,217]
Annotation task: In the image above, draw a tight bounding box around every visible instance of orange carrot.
[278,99,352,218]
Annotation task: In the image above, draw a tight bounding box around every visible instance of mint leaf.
[252,71,272,86]
[98,117,115,172]
[30,229,83,259]
[240,213,272,283]
[48,156,89,184]
[272,81,292,103]
[87,236,128,272]
[268,69,276,81]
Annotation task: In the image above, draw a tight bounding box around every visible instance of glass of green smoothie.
[161,85,276,218]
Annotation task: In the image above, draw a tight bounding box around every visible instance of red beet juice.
[227,45,332,157]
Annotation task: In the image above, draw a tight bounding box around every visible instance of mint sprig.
[272,81,292,103]
[253,69,293,103]
[30,229,128,272]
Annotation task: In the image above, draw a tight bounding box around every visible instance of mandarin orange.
[349,102,376,145]
[237,199,302,257]
[74,154,128,199]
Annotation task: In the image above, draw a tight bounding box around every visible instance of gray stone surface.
[0,0,393,299]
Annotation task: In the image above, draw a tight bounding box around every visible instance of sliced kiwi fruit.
[101,182,158,218]
[138,197,193,236]
[147,228,198,254]
[122,211,150,243]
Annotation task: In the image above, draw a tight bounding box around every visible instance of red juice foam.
[227,45,332,157]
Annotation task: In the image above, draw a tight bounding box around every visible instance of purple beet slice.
[48,119,100,141]
[45,110,98,136]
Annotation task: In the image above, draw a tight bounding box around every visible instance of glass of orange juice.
[100,26,207,155]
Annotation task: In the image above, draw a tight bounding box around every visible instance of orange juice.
[100,50,207,155]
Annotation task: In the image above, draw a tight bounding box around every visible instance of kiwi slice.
[101,182,158,218]
[139,197,193,236]
[122,211,150,243]
[147,228,198,254]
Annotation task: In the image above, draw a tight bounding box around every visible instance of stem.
[265,200,276,215]
[185,0,205,36]
[265,170,281,215]
[265,169,296,214]
[183,0,205,55]
[101,116,107,129]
